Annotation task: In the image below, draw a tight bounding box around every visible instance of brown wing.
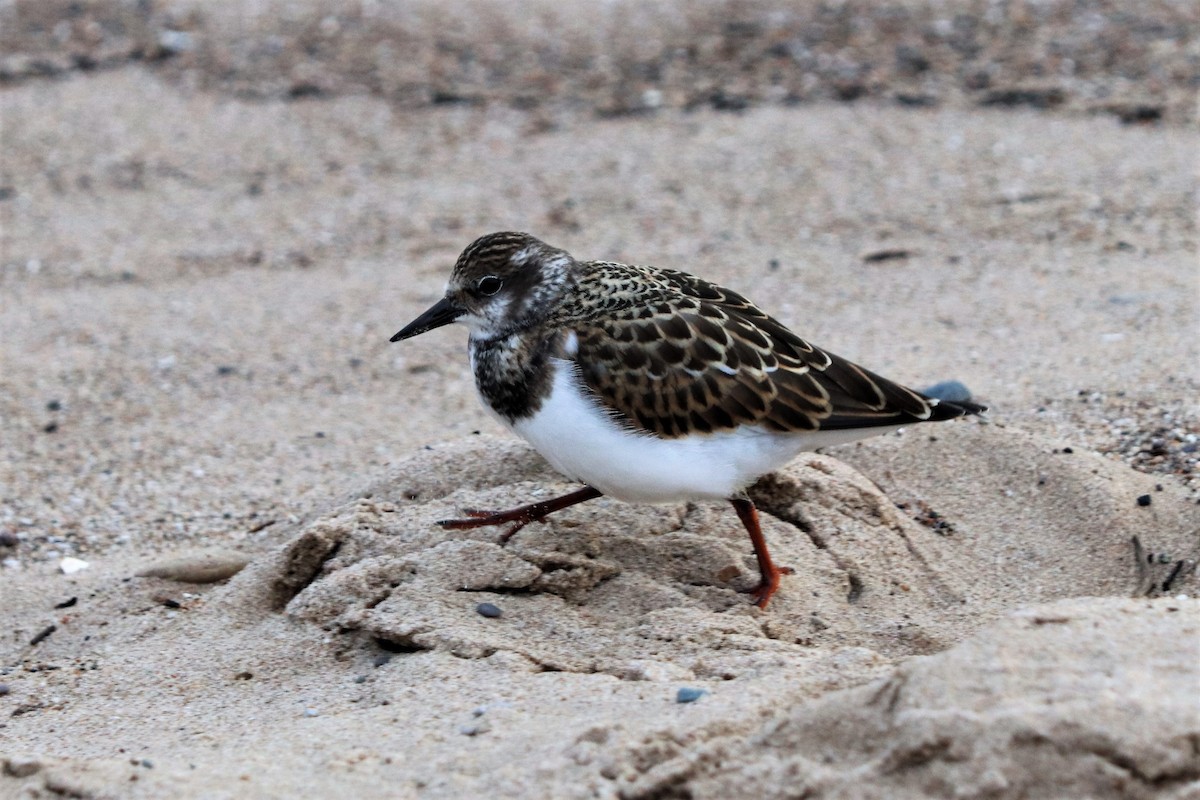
[570,264,976,439]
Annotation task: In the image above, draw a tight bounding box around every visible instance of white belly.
[500,358,900,503]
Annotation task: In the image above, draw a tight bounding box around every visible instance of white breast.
[501,358,901,503]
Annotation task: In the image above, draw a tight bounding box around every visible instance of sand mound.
[669,597,1200,800]
[4,424,1197,798]
[247,422,1197,669]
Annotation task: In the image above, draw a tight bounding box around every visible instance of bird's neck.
[469,330,561,423]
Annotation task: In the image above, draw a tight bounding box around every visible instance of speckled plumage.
[391,231,986,608]
[561,260,978,438]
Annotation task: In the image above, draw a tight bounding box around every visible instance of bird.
[391,232,985,609]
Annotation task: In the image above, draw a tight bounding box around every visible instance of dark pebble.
[30,624,56,646]
[373,654,392,668]
[895,92,938,107]
[919,380,974,404]
[0,531,19,547]
[862,248,914,263]
[0,684,10,696]
[980,86,1065,109]
[216,365,237,376]
[1111,104,1163,125]
[53,596,77,609]
[1062,447,1074,454]
[476,602,502,618]
[43,422,58,433]
[710,90,750,111]
[1136,494,1152,507]
[354,675,367,684]
[676,687,707,704]
[46,399,62,411]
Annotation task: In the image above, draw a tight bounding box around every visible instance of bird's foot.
[435,486,603,546]
[740,565,795,609]
[437,508,537,544]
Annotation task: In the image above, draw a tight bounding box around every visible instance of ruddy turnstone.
[392,232,985,609]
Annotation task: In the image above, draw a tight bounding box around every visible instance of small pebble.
[919,380,974,404]
[459,721,491,736]
[158,29,195,54]
[29,625,56,646]
[475,602,502,618]
[373,654,392,668]
[1136,494,1152,507]
[354,675,367,684]
[60,557,89,575]
[4,756,42,778]
[303,708,319,717]
[0,684,10,696]
[861,247,915,263]
[0,532,19,548]
[135,551,249,583]
[675,687,707,704]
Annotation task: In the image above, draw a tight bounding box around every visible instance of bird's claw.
[739,564,793,609]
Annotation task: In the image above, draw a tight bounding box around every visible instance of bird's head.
[391,232,576,344]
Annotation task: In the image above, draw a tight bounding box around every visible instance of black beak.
[390,297,464,342]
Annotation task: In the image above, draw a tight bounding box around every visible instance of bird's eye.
[477,275,503,296]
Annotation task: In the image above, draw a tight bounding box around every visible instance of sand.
[2,2,1198,798]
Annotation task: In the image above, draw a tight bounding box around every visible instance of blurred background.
[3,0,1196,118]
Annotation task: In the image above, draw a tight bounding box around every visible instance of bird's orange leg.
[438,486,603,544]
[730,497,793,609]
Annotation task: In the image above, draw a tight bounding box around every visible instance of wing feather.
[567,262,982,438]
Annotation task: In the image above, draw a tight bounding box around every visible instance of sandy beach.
[2,2,1198,797]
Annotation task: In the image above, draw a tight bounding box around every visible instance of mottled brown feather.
[560,260,971,439]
